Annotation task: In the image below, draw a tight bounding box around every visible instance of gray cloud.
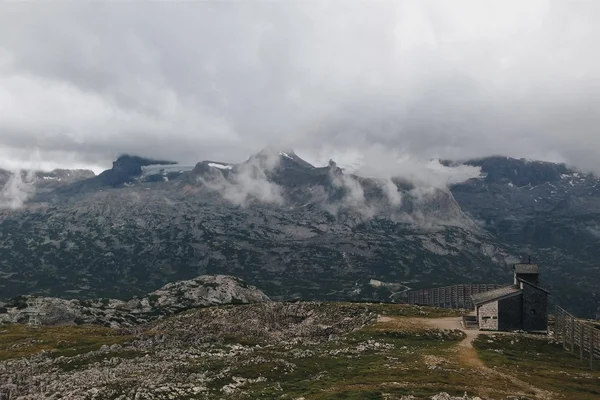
[1,1,600,177]
[329,169,377,219]
[0,171,35,210]
[199,149,284,207]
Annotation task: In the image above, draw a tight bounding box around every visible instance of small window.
[530,309,536,315]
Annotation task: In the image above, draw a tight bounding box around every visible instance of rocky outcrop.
[0,302,380,399]
[0,275,269,327]
[147,301,376,345]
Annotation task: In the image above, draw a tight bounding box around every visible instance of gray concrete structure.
[471,263,549,332]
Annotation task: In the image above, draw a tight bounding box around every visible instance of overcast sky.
[1,0,599,175]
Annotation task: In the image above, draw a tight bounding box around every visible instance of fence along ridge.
[554,306,599,370]
[406,283,504,309]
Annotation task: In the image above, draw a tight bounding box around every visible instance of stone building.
[471,263,549,332]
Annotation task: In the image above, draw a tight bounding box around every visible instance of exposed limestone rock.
[0,275,269,327]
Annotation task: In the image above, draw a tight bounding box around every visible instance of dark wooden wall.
[522,283,549,331]
[498,294,523,331]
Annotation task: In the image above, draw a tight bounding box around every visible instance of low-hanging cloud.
[301,143,482,194]
[381,179,403,207]
[0,171,35,210]
[329,168,377,219]
[1,1,600,176]
[198,150,284,207]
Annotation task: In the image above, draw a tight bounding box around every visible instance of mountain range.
[0,149,598,317]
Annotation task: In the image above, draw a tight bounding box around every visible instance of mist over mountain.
[0,149,598,317]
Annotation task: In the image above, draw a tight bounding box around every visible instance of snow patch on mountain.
[208,162,233,170]
[141,164,194,177]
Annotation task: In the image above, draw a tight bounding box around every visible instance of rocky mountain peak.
[464,156,571,187]
[192,160,235,174]
[52,155,179,193]
[248,147,314,170]
[112,154,177,175]
[43,169,96,179]
[326,159,344,175]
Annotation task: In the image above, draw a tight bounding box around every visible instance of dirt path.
[423,317,556,399]
[423,316,480,346]
[424,317,485,368]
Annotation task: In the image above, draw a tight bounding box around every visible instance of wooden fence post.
[562,311,567,350]
[590,325,594,371]
[570,316,575,353]
[554,306,558,340]
[580,322,584,362]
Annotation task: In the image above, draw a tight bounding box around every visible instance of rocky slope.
[1,302,596,399]
[0,168,95,191]
[0,150,599,316]
[451,157,600,316]
[0,275,268,327]
[0,303,476,400]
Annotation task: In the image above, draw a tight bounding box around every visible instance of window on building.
[531,309,536,315]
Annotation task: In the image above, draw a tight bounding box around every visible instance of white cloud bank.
[1,0,599,177]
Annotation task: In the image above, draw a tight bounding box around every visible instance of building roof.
[514,263,539,274]
[516,277,551,294]
[471,285,522,305]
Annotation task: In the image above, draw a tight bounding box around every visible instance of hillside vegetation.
[1,303,598,399]
[2,153,600,317]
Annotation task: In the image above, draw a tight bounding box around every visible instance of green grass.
[0,304,468,400]
[342,302,467,318]
[56,349,147,372]
[475,334,600,400]
[12,304,598,400]
[220,321,469,399]
[0,324,133,361]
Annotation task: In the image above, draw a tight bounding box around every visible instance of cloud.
[328,168,377,218]
[304,143,481,189]
[1,1,600,175]
[198,150,284,207]
[0,171,35,210]
[381,179,403,206]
